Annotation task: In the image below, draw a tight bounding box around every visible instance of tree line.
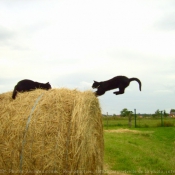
[119,108,169,117]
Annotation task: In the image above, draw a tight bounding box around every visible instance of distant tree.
[120,108,133,117]
[120,108,128,117]
[152,109,160,118]
[152,109,168,118]
[170,109,175,114]
[113,114,117,119]
[163,110,169,117]
[155,109,161,116]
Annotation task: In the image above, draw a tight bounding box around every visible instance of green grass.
[104,127,175,175]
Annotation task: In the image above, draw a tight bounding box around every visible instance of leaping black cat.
[12,79,52,99]
[92,76,141,96]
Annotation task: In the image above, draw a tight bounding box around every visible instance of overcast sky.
[0,0,175,115]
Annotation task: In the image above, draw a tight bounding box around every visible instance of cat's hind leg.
[113,90,124,95]
[113,85,125,95]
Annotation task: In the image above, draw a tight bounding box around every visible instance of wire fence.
[103,115,175,129]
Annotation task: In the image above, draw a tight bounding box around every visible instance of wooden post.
[128,111,132,128]
[107,112,109,130]
[134,109,137,128]
[161,111,164,127]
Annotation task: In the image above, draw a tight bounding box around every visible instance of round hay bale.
[0,88,104,175]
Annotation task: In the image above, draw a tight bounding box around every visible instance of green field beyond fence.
[103,116,175,129]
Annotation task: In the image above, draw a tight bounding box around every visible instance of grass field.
[103,119,175,175]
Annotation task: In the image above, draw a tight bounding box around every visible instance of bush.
[157,121,174,127]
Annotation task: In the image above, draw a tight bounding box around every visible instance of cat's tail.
[129,78,142,91]
[12,86,17,99]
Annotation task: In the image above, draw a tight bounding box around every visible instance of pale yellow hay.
[105,129,154,134]
[0,88,104,175]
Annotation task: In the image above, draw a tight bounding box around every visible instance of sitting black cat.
[92,76,141,96]
[12,79,52,99]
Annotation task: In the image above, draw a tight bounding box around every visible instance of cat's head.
[92,81,100,89]
[46,82,52,90]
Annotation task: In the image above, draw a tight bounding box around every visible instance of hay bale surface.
[0,88,103,175]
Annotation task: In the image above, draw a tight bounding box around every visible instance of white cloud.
[78,81,92,91]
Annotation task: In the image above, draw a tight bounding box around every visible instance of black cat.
[12,79,52,99]
[92,76,141,96]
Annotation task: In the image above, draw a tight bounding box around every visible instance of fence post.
[128,111,132,128]
[134,109,137,128]
[161,111,164,127]
[107,112,109,130]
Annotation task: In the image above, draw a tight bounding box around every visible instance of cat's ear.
[93,80,97,83]
[46,82,49,84]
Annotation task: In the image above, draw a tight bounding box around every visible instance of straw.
[0,88,104,175]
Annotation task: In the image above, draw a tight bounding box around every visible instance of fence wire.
[103,115,175,128]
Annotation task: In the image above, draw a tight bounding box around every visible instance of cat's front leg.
[95,89,106,96]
